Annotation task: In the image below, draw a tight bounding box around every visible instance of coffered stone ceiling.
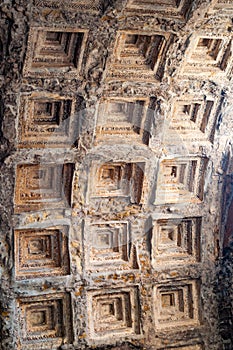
[0,0,233,349]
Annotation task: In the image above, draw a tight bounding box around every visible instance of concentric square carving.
[85,221,130,269]
[33,0,103,13]
[107,31,170,82]
[23,27,88,78]
[17,293,72,349]
[15,163,74,212]
[90,162,145,204]
[151,217,201,265]
[154,157,208,204]
[125,0,192,19]
[87,287,140,339]
[18,93,76,148]
[153,280,200,329]
[181,35,232,78]
[95,97,151,145]
[14,226,70,279]
[170,95,220,144]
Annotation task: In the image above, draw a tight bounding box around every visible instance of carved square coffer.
[84,221,131,270]
[180,35,232,79]
[154,157,209,205]
[18,93,77,148]
[15,163,74,212]
[14,226,70,279]
[33,0,102,13]
[169,94,220,145]
[17,293,73,349]
[107,31,171,82]
[87,287,140,340]
[151,217,201,265]
[125,0,192,19]
[23,27,88,78]
[95,97,151,145]
[153,280,200,329]
[89,162,145,204]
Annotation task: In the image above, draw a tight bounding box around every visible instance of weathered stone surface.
[0,0,233,349]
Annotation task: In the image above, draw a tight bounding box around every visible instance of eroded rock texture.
[0,0,233,349]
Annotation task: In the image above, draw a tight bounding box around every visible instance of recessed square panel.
[18,93,77,148]
[180,35,232,79]
[90,162,145,204]
[170,95,220,145]
[95,98,151,145]
[87,287,140,340]
[154,157,208,204]
[14,163,74,212]
[85,221,130,269]
[154,280,200,329]
[151,217,201,265]
[23,27,88,78]
[107,31,170,82]
[14,226,70,279]
[17,293,72,349]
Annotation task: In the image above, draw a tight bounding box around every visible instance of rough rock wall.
[0,0,232,349]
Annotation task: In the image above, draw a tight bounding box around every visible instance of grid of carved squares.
[17,293,72,349]
[16,282,200,347]
[23,27,232,81]
[85,216,200,269]
[18,93,76,148]
[17,20,211,349]
[14,226,70,279]
[23,27,88,77]
[87,280,200,340]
